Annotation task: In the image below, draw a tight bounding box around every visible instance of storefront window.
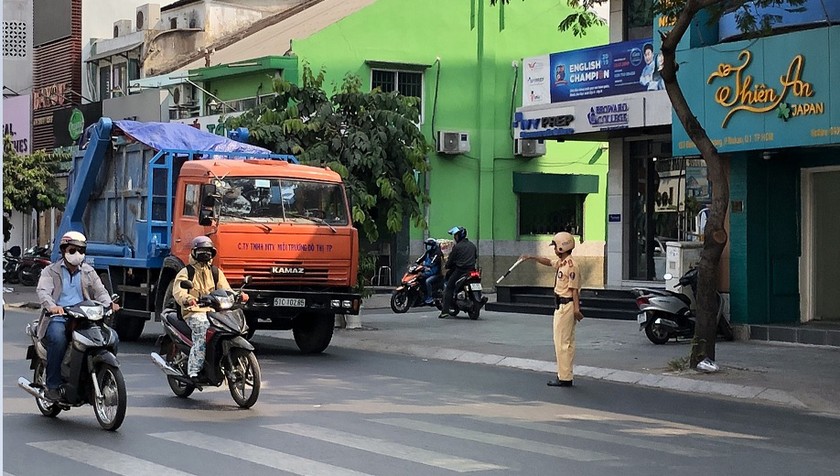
[518,193,584,237]
[626,139,710,281]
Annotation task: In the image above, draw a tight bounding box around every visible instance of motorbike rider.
[438,226,477,319]
[172,235,249,379]
[415,238,443,305]
[36,231,120,401]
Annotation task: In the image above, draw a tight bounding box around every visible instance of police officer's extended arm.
[519,255,553,267]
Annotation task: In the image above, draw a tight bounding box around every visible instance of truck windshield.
[217,177,349,225]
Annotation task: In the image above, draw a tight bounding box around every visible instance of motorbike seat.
[163,311,192,339]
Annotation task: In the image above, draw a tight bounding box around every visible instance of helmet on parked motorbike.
[191,235,217,263]
[59,231,87,251]
[549,232,575,253]
[424,238,438,251]
[447,226,467,243]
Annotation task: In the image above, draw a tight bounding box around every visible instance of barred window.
[3,21,28,58]
[371,69,424,123]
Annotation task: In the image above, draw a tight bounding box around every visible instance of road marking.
[150,431,371,476]
[468,416,715,457]
[372,417,616,462]
[265,423,505,473]
[28,440,196,476]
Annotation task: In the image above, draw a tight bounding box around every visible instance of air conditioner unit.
[171,84,195,105]
[437,131,470,154]
[136,4,161,31]
[113,19,132,38]
[515,138,546,158]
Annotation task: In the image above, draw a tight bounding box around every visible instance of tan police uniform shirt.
[552,257,580,298]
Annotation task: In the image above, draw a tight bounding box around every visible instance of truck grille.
[221,259,351,285]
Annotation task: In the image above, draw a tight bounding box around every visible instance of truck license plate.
[637,312,647,324]
[469,283,482,291]
[274,298,306,307]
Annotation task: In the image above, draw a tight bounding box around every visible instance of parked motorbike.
[390,264,443,313]
[633,267,734,344]
[436,268,488,320]
[18,296,126,431]
[150,277,261,408]
[3,245,22,284]
[16,244,52,286]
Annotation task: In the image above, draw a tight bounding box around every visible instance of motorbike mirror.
[180,280,194,290]
[242,275,252,286]
[110,293,120,303]
[663,273,673,280]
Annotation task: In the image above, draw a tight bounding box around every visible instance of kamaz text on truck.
[53,118,361,353]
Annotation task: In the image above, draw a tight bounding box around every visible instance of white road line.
[27,440,196,476]
[468,416,715,457]
[265,423,505,473]
[149,431,372,476]
[372,417,616,462]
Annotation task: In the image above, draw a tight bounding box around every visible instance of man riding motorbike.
[438,226,477,319]
[172,236,249,379]
[415,238,443,305]
[35,231,120,401]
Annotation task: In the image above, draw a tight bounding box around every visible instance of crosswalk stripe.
[149,431,372,476]
[27,440,196,476]
[264,423,506,473]
[469,417,715,457]
[372,417,616,462]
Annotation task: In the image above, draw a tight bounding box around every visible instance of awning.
[364,60,432,71]
[128,73,194,92]
[513,172,599,194]
[86,41,143,62]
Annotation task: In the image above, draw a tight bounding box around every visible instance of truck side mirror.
[200,183,218,208]
[198,208,214,226]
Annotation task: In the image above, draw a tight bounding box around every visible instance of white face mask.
[65,252,85,267]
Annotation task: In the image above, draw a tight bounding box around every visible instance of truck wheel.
[293,313,334,354]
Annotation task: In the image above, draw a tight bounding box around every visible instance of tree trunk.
[659,0,729,367]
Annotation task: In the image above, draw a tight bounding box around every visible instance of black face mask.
[193,249,214,263]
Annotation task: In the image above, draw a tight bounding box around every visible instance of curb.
[329,336,807,409]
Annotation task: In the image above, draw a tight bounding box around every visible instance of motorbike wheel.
[4,265,20,284]
[18,264,40,286]
[227,349,261,409]
[468,304,481,320]
[390,290,411,313]
[293,313,334,354]
[167,350,195,398]
[645,321,671,345]
[33,361,62,417]
[93,364,127,431]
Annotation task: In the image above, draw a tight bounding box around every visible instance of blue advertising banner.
[549,39,663,102]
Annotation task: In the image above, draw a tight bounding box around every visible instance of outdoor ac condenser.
[514,138,546,157]
[437,131,470,154]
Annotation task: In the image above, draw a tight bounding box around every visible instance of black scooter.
[150,277,261,408]
[18,297,126,431]
[436,268,488,320]
[3,245,21,284]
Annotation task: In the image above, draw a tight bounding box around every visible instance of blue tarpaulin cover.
[114,120,272,156]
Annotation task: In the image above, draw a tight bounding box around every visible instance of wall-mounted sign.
[68,108,85,140]
[3,95,32,154]
[522,39,664,107]
[512,108,576,139]
[52,102,102,147]
[514,96,650,139]
[673,27,837,156]
[32,82,69,110]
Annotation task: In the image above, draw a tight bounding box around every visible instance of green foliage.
[225,65,430,244]
[3,136,67,214]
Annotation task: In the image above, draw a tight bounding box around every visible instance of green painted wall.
[287,0,608,284]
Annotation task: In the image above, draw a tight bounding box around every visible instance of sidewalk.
[340,290,840,416]
[6,286,840,415]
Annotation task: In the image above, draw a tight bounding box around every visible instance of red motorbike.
[17,245,52,287]
[390,264,442,313]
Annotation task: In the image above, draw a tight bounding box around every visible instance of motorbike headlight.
[217,296,234,310]
[80,305,104,321]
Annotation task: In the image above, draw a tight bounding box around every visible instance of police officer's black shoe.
[547,379,573,387]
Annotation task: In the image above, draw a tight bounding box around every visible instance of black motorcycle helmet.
[447,226,467,243]
[424,238,438,252]
[191,235,217,263]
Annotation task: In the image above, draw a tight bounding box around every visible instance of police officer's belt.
[554,295,573,308]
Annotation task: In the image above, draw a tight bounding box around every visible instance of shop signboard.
[52,102,102,147]
[3,94,32,154]
[673,27,839,156]
[522,39,664,107]
[513,96,647,139]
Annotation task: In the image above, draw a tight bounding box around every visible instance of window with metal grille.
[3,21,28,58]
[371,69,424,123]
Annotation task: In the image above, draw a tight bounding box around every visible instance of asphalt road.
[4,308,840,475]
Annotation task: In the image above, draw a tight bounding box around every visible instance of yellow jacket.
[172,256,232,316]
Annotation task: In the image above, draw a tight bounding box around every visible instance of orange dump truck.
[53,118,360,353]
